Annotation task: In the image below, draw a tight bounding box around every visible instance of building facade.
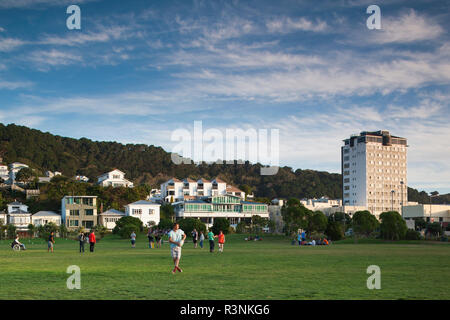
[403,204,450,226]
[8,162,29,184]
[124,200,160,227]
[161,177,244,202]
[99,209,125,230]
[7,201,31,231]
[342,130,408,217]
[97,169,134,188]
[61,196,98,230]
[173,194,268,229]
[32,211,61,227]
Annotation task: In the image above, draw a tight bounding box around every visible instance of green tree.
[325,221,344,241]
[7,224,17,239]
[157,219,173,230]
[113,216,143,238]
[281,199,312,235]
[178,218,207,236]
[160,204,175,222]
[27,223,36,238]
[15,167,34,182]
[426,222,443,237]
[236,220,250,234]
[414,217,427,230]
[308,211,328,233]
[211,218,230,235]
[251,215,269,235]
[352,210,379,238]
[93,225,108,239]
[379,211,407,240]
[59,224,68,238]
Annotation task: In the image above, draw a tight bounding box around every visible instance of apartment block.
[342,130,408,217]
[61,196,98,230]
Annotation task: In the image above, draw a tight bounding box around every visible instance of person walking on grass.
[199,231,205,249]
[78,232,86,253]
[168,223,186,274]
[192,228,198,248]
[147,229,154,249]
[218,230,225,252]
[48,231,55,253]
[89,230,96,252]
[208,229,217,253]
[131,231,137,248]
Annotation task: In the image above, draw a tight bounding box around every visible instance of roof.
[9,209,30,214]
[242,201,267,205]
[226,185,244,193]
[213,177,226,183]
[185,200,209,204]
[197,178,210,183]
[8,201,25,206]
[170,177,181,182]
[100,209,125,216]
[98,169,125,178]
[33,211,60,217]
[127,200,159,206]
[183,178,196,183]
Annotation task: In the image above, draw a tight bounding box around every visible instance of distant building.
[0,163,9,182]
[99,209,125,230]
[32,211,61,227]
[342,130,408,217]
[61,196,98,231]
[8,162,29,184]
[268,199,285,233]
[7,201,31,232]
[124,200,160,227]
[97,169,134,188]
[0,211,6,225]
[74,175,89,182]
[160,177,245,202]
[403,204,450,227]
[173,194,268,229]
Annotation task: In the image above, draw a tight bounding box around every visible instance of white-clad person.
[168,223,186,274]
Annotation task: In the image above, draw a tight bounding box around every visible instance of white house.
[124,200,160,227]
[97,169,134,188]
[74,175,90,182]
[99,209,125,230]
[160,177,244,202]
[0,163,9,182]
[7,201,31,231]
[32,211,61,227]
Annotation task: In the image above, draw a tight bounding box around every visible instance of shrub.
[352,210,379,237]
[325,221,344,241]
[113,216,143,238]
[178,218,206,236]
[236,221,249,234]
[157,219,173,230]
[379,211,407,240]
[404,229,421,240]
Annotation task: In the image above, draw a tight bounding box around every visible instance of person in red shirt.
[89,230,96,252]
[218,230,225,253]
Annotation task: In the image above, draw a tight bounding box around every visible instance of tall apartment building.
[61,196,98,230]
[341,130,408,217]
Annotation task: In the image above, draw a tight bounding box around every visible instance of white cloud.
[27,49,83,70]
[0,37,26,52]
[371,9,445,44]
[266,17,328,33]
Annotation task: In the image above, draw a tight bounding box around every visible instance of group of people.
[145,228,165,249]
[295,230,329,246]
[78,230,97,253]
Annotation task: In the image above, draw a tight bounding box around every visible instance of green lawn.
[0,234,449,300]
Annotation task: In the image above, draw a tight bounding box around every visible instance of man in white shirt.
[168,223,186,274]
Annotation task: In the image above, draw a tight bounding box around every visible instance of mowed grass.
[0,234,449,300]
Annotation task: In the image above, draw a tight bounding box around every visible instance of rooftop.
[33,211,60,217]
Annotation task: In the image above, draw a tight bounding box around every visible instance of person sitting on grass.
[323,238,329,245]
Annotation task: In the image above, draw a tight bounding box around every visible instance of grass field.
[0,234,449,300]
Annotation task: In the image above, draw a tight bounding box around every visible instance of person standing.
[155,230,161,248]
[208,229,217,253]
[48,231,55,253]
[168,223,186,274]
[131,231,137,248]
[89,230,96,252]
[218,230,225,252]
[297,232,302,246]
[78,232,86,253]
[192,228,198,248]
[147,229,154,249]
[301,230,306,242]
[199,231,205,249]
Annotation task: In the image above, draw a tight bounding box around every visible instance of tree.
[178,218,206,236]
[160,204,175,222]
[7,224,17,239]
[59,224,68,238]
[405,229,421,240]
[27,223,36,238]
[308,211,328,233]
[326,221,344,241]
[15,167,34,182]
[281,199,312,235]
[379,211,407,240]
[251,215,269,235]
[236,220,250,234]
[239,184,252,199]
[158,219,173,230]
[414,218,427,230]
[352,210,379,237]
[93,225,108,239]
[211,218,230,235]
[426,222,443,237]
[328,212,352,230]
[113,216,143,238]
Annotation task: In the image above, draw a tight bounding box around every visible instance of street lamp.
[400,180,404,218]
[391,190,395,212]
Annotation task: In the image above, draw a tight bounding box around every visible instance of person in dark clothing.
[78,232,86,253]
[48,232,55,253]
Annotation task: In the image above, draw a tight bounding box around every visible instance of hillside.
[0,123,342,200]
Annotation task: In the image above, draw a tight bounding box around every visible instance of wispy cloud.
[266,17,328,33]
[0,37,26,52]
[0,0,98,9]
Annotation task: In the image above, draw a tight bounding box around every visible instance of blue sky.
[0,0,449,193]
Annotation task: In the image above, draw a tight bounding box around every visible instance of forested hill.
[0,123,342,199]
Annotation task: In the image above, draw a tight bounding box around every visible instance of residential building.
[74,175,89,182]
[61,196,98,231]
[161,177,245,202]
[97,169,134,188]
[32,211,61,227]
[268,199,285,233]
[0,211,7,225]
[45,171,62,178]
[0,163,9,182]
[99,209,125,230]
[342,130,408,217]
[124,200,160,227]
[7,201,31,232]
[8,162,29,183]
[173,194,268,229]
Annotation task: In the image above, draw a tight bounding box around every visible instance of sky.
[0,0,449,193]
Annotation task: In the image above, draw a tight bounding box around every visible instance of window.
[149,209,154,215]
[83,221,94,229]
[70,210,80,216]
[132,209,142,215]
[85,209,94,216]
[69,220,79,227]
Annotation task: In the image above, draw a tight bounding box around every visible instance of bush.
[379,211,407,240]
[178,218,206,236]
[211,218,230,235]
[157,219,173,230]
[236,221,249,234]
[404,229,421,240]
[113,216,143,239]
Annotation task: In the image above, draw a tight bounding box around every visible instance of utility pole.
[391,190,395,212]
[400,181,404,218]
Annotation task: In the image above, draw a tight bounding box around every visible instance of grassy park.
[0,234,449,300]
